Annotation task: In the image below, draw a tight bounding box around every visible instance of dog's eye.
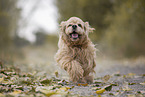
[78,24,82,27]
[68,24,72,27]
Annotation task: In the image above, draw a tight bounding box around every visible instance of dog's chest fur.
[57,35,96,73]
[68,45,95,75]
[70,47,87,62]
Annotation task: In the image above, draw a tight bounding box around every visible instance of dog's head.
[60,17,95,42]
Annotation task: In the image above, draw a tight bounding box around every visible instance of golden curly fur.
[55,17,96,83]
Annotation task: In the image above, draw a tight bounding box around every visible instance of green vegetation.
[0,0,145,60]
[0,0,21,62]
[56,0,145,58]
[103,0,145,57]
[0,0,20,49]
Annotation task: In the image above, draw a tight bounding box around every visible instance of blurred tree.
[55,0,113,42]
[35,31,47,46]
[56,0,145,58]
[34,29,58,46]
[0,0,20,50]
[102,0,145,57]
[14,35,30,47]
[0,0,21,62]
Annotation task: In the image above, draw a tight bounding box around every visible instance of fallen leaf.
[9,90,22,96]
[55,71,59,78]
[128,83,136,85]
[77,83,88,86]
[109,93,114,96]
[12,90,22,94]
[0,77,4,82]
[104,84,112,91]
[92,87,101,90]
[114,74,121,76]
[123,87,133,91]
[135,94,144,97]
[15,86,23,91]
[102,75,111,82]
[96,89,105,94]
[5,72,16,76]
[140,82,145,85]
[124,73,136,78]
[40,78,52,85]
[39,89,57,97]
[45,91,57,97]
[58,79,68,85]
[71,86,74,89]
[139,91,145,94]
[94,81,102,84]
[114,71,121,76]
[59,87,68,91]
[111,83,118,86]
[59,86,74,91]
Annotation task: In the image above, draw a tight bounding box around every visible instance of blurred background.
[0,0,145,76]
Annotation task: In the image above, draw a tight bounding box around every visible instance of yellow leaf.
[65,87,71,90]
[96,89,105,94]
[123,88,133,91]
[124,73,136,78]
[0,77,4,82]
[12,90,22,94]
[45,91,57,97]
[128,73,136,76]
[59,87,68,91]
[97,94,101,97]
[71,86,74,89]
[59,86,74,91]
[9,90,22,96]
[39,89,57,97]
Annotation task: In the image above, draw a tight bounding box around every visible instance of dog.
[55,17,96,83]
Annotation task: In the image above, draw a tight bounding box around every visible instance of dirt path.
[68,63,145,97]
[1,58,145,97]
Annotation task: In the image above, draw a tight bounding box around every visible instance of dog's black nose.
[72,25,77,29]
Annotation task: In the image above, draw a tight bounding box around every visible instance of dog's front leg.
[56,53,85,83]
[65,60,84,83]
[68,60,84,83]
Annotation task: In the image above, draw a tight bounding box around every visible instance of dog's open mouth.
[69,31,80,41]
[71,33,78,38]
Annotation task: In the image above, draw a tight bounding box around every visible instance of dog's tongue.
[71,34,78,38]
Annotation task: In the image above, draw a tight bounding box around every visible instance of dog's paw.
[84,75,93,84]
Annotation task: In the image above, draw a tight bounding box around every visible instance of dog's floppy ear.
[60,21,66,34]
[84,22,95,34]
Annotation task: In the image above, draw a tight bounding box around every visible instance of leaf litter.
[0,62,145,97]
